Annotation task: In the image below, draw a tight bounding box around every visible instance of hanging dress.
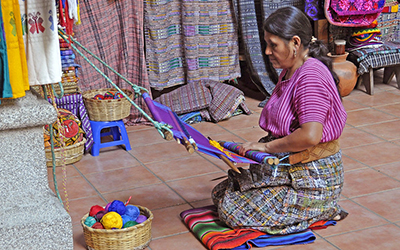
[0,3,13,98]
[1,0,29,98]
[19,0,62,86]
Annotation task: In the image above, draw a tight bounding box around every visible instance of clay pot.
[328,52,358,97]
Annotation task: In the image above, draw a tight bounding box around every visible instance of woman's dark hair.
[263,6,341,93]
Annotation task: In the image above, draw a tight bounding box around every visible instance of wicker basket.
[45,138,86,167]
[81,205,153,250]
[82,88,133,121]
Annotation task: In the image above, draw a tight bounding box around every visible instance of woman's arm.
[239,121,323,154]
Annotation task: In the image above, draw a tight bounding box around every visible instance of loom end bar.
[219,154,241,174]
[274,158,280,165]
[163,130,174,141]
[183,137,195,154]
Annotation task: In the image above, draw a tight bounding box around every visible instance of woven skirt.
[212,150,344,235]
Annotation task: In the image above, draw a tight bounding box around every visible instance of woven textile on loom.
[376,0,400,43]
[73,0,150,125]
[180,205,337,250]
[144,0,240,90]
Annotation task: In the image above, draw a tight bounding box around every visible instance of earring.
[294,49,297,57]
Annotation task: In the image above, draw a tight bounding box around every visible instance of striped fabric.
[73,0,150,125]
[180,205,336,250]
[144,0,240,90]
[259,58,347,143]
[353,51,400,74]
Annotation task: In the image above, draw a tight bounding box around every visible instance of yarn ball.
[136,215,147,224]
[108,200,126,215]
[104,202,112,212]
[114,92,124,99]
[84,216,97,228]
[104,91,115,98]
[91,222,105,229]
[93,94,104,100]
[125,205,140,221]
[101,212,123,229]
[122,220,138,228]
[95,210,107,221]
[89,205,105,217]
[121,214,133,226]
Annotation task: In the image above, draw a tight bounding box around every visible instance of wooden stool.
[89,120,131,156]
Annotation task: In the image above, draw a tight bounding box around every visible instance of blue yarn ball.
[108,200,126,215]
[125,205,140,221]
[121,214,133,226]
[84,216,97,227]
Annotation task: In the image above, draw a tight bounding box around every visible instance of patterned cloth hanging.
[1,0,29,99]
[19,0,62,86]
[144,0,241,90]
[73,0,150,125]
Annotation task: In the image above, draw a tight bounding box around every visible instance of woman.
[212,6,348,235]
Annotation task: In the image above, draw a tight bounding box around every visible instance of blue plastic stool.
[89,120,131,156]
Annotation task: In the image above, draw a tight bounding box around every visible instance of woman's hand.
[238,142,267,156]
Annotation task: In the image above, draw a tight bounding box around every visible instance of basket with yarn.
[81,198,153,250]
[82,88,133,121]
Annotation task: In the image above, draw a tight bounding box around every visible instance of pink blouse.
[259,58,347,143]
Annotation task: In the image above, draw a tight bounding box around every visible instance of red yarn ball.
[89,205,105,217]
[91,222,105,229]
[93,94,104,100]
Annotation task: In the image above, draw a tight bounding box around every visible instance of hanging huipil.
[1,0,29,98]
[0,3,13,98]
[19,0,62,86]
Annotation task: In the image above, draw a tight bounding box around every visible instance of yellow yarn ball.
[101,212,123,229]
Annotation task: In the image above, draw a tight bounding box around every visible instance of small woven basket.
[45,138,86,167]
[81,205,153,250]
[82,88,133,121]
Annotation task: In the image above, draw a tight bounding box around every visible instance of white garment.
[19,0,62,86]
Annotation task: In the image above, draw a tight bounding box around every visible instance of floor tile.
[346,91,400,107]
[326,224,400,249]
[339,127,383,149]
[342,98,369,112]
[49,175,100,201]
[359,120,400,140]
[127,126,168,148]
[167,173,226,203]
[67,196,107,225]
[342,142,400,167]
[148,232,206,250]
[341,155,368,172]
[217,113,260,131]
[101,183,187,210]
[128,140,191,164]
[316,200,388,237]
[345,108,397,127]
[84,165,162,193]
[151,204,192,239]
[73,149,141,174]
[352,188,400,222]
[341,168,400,198]
[374,161,400,181]
[145,155,224,182]
[376,103,400,117]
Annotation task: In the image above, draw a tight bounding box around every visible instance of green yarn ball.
[122,220,138,228]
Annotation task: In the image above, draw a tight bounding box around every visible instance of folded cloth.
[180,205,334,250]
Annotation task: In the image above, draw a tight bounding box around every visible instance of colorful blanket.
[180,205,336,250]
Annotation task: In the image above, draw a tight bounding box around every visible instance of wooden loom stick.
[172,112,198,151]
[168,110,194,154]
[219,154,241,174]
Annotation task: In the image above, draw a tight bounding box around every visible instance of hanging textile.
[73,0,150,125]
[0,3,12,99]
[1,0,29,99]
[18,0,62,86]
[304,0,325,20]
[231,0,304,104]
[144,0,241,90]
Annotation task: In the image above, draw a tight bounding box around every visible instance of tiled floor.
[48,70,400,249]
